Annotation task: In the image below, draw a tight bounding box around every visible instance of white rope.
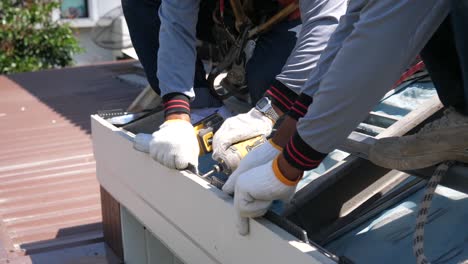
[413,161,454,264]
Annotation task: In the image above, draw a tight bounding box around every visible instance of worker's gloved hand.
[149,120,199,171]
[212,108,273,162]
[222,139,282,195]
[233,157,300,235]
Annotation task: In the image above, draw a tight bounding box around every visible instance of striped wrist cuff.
[287,94,312,121]
[283,132,327,171]
[162,93,190,117]
[265,80,297,113]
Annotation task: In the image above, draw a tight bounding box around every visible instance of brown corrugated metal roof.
[0,61,142,263]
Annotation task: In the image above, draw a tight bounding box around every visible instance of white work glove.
[212,108,273,161]
[233,157,300,235]
[222,139,282,195]
[149,120,199,171]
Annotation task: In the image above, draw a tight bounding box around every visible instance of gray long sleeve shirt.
[157,0,346,102]
[282,0,450,171]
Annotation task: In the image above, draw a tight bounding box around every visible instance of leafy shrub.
[0,0,83,74]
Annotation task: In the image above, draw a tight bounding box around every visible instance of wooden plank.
[356,123,385,136]
[376,95,443,138]
[91,115,336,264]
[339,132,375,159]
[100,187,123,260]
[369,111,399,123]
[339,96,468,194]
[340,95,443,158]
[339,170,410,216]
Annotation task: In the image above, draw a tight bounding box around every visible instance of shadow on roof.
[7,61,144,134]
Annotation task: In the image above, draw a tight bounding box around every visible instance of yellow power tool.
[133,112,267,177]
[201,134,266,178]
[193,113,267,178]
[193,113,225,155]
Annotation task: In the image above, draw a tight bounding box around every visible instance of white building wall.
[121,207,185,264]
[66,0,125,65]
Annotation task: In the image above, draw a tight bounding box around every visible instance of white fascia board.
[91,115,336,264]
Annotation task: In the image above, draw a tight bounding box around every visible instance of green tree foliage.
[0,0,82,74]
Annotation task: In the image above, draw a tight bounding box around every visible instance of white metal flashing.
[91,115,336,264]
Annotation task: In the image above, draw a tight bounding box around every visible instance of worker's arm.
[250,0,450,174]
[212,0,347,162]
[274,0,347,95]
[230,0,449,235]
[290,0,449,159]
[149,0,201,171]
[260,0,372,171]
